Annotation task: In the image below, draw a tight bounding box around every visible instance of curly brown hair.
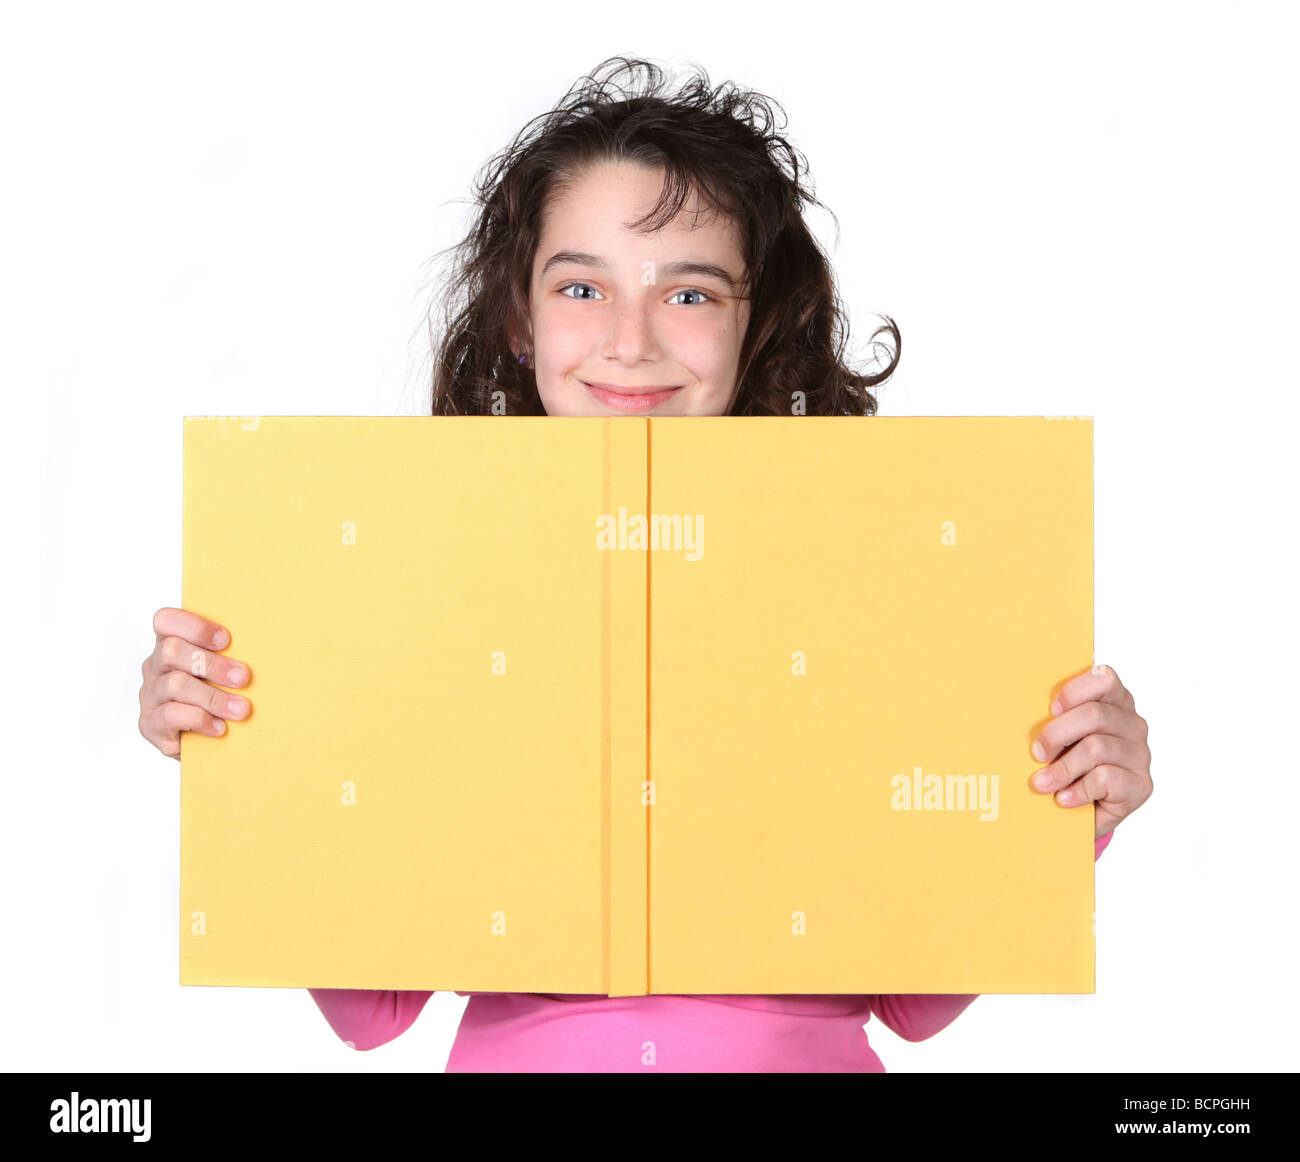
[424,56,898,416]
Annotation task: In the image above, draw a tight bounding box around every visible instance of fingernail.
[228,665,245,685]
[213,719,226,735]
[215,629,230,648]
[1050,698,1062,716]
[1033,770,1052,791]
[1031,740,1046,762]
[227,696,247,717]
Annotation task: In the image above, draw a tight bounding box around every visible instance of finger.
[1049,663,1135,718]
[1054,762,1150,820]
[1032,699,1146,765]
[149,634,250,688]
[152,607,230,652]
[1030,732,1149,796]
[141,668,250,722]
[140,700,229,758]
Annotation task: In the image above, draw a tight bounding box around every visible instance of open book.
[181,415,1095,996]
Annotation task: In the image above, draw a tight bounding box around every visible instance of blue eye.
[558,282,602,300]
[557,282,714,306]
[670,288,713,306]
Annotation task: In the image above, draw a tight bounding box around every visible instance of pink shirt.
[309,831,1114,1071]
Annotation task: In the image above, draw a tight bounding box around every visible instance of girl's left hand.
[1029,664,1152,839]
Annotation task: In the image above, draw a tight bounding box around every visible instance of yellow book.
[181,415,1094,996]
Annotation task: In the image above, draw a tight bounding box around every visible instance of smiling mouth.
[582,381,684,411]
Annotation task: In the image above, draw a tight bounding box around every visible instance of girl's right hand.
[139,607,251,759]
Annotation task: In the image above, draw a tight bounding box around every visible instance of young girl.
[139,57,1152,1071]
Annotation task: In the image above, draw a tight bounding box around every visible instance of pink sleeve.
[869,830,1114,1041]
[308,989,434,1051]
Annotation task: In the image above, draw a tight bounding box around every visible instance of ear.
[506,312,530,359]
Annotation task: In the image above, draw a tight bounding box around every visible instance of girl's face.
[525,160,751,417]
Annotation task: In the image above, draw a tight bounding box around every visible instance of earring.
[517,351,530,366]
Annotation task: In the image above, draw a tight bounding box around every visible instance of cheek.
[674,316,742,379]
[532,301,742,385]
[533,299,596,362]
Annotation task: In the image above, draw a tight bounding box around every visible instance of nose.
[602,295,661,365]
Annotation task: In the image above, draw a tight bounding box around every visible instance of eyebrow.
[539,249,743,293]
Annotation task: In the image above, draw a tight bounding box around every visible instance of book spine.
[603,418,649,996]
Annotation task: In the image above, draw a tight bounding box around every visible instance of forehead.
[535,160,744,262]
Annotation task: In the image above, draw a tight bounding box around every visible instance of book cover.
[181,415,1093,995]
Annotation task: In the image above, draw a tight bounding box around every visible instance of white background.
[3,0,1296,1072]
